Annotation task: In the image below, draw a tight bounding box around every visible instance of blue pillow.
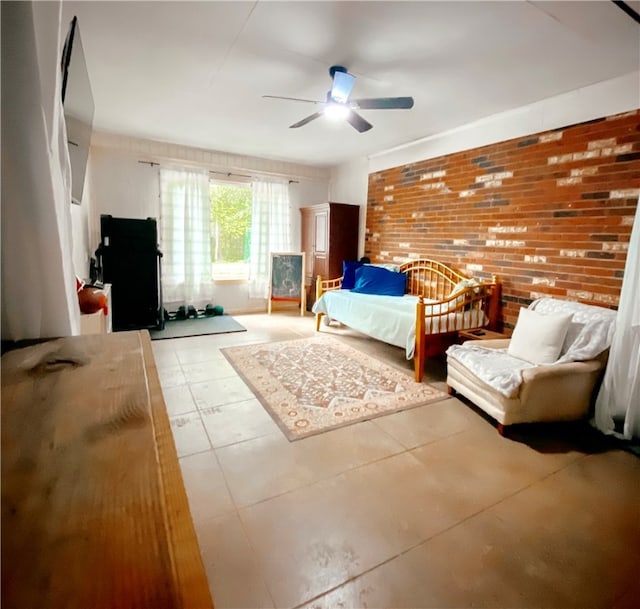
[351,265,407,296]
[341,261,363,290]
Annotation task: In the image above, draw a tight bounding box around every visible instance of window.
[210,181,252,280]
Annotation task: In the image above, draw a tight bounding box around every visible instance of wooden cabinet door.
[300,208,315,288]
[300,203,358,310]
[312,208,329,280]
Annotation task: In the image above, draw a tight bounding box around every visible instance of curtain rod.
[209,169,299,184]
[137,160,299,183]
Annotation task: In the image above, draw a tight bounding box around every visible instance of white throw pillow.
[446,278,480,311]
[507,308,573,364]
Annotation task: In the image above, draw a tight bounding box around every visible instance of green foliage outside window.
[210,183,251,264]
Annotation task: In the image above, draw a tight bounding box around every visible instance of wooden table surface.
[1,331,213,609]
[458,328,510,341]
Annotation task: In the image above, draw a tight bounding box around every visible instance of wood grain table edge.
[140,331,215,609]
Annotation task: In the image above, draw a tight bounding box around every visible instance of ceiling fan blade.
[345,110,373,133]
[290,112,323,128]
[331,70,356,103]
[352,97,414,110]
[263,95,324,104]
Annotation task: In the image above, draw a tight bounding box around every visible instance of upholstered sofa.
[446,298,617,434]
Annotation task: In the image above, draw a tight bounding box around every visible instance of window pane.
[210,182,251,279]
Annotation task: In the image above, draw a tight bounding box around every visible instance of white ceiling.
[62,1,640,168]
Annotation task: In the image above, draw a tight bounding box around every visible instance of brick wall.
[366,110,640,329]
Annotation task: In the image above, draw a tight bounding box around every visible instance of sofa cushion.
[351,265,407,296]
[529,297,617,360]
[447,277,481,310]
[341,261,363,290]
[507,307,573,364]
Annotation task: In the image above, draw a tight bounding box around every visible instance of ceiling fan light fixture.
[268,64,413,132]
[324,102,350,121]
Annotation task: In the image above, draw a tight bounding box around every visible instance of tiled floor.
[151,312,640,609]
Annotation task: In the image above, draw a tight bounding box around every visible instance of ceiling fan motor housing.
[264,64,413,133]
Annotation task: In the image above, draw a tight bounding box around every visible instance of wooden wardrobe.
[300,202,359,309]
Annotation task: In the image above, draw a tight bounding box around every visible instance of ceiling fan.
[263,65,414,133]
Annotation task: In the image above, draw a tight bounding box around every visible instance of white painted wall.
[329,156,369,257]
[69,155,94,279]
[85,137,330,313]
[369,72,640,172]
[2,0,81,340]
[89,147,161,243]
[289,179,330,254]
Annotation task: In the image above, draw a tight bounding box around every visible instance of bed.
[312,259,501,382]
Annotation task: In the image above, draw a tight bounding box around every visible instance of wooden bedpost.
[487,275,501,331]
[414,296,426,383]
[315,275,323,303]
[315,275,323,331]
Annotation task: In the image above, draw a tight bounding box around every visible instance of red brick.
[367,110,640,327]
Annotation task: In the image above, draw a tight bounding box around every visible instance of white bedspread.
[312,290,487,359]
[446,344,535,398]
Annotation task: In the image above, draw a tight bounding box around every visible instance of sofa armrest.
[516,358,605,423]
[521,359,603,382]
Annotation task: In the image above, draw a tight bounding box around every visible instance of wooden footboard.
[413,279,500,381]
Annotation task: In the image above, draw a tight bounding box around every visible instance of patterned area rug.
[221,335,449,441]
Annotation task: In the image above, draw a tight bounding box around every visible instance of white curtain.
[1,1,80,341]
[248,178,292,299]
[594,197,640,440]
[159,167,214,307]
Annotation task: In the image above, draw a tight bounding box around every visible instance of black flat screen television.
[61,16,94,205]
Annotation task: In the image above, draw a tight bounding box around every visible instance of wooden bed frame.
[315,259,501,382]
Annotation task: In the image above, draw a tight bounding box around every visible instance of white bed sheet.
[312,290,487,359]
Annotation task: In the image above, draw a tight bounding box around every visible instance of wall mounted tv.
[61,16,94,206]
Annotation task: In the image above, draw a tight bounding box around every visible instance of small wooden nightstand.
[459,328,510,341]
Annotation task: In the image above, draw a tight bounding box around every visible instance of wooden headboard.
[316,258,495,304]
[399,259,469,299]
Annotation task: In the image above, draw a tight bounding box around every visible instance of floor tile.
[371,396,482,449]
[150,313,638,609]
[481,449,640,606]
[181,358,236,384]
[239,450,483,608]
[409,423,583,512]
[294,548,441,609]
[161,384,197,417]
[189,376,255,409]
[170,411,211,457]
[175,346,227,366]
[216,421,406,508]
[200,397,280,448]
[300,450,640,609]
[156,364,187,388]
[150,339,179,355]
[179,450,235,525]
[196,511,275,609]
[151,349,180,369]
